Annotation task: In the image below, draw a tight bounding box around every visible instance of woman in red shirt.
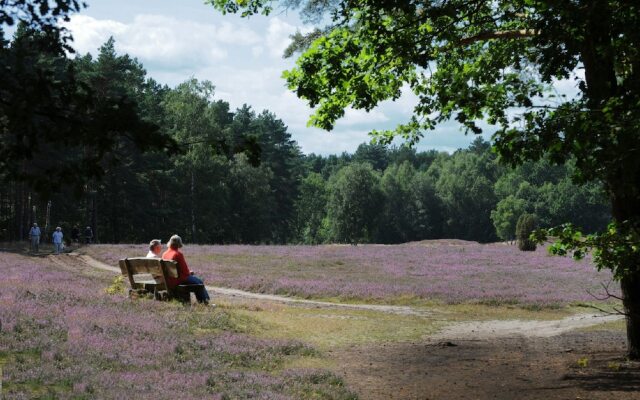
[162,234,211,304]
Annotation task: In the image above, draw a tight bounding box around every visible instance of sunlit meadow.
[85,240,618,307]
[0,253,355,399]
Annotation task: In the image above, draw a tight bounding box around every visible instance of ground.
[2,242,640,399]
[335,331,638,400]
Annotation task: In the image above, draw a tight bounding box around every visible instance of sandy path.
[63,252,625,335]
[64,253,435,317]
[431,313,624,340]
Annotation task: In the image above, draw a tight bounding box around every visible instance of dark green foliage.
[0,25,177,196]
[326,163,383,244]
[0,6,612,248]
[295,173,328,244]
[516,214,537,252]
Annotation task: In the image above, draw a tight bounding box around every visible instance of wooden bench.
[118,257,204,303]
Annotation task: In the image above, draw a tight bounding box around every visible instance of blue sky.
[64,0,498,155]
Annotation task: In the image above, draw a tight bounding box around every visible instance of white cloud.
[65,15,127,55]
[64,14,262,69]
[251,46,265,58]
[63,8,491,156]
[339,108,389,126]
[266,17,296,58]
[295,128,372,155]
[265,17,314,58]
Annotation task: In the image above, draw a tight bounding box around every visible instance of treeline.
[0,32,610,244]
[296,139,610,244]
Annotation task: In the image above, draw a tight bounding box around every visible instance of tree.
[516,213,537,251]
[410,171,444,240]
[326,162,382,244]
[74,37,170,242]
[378,161,416,243]
[491,195,526,242]
[211,0,640,359]
[227,154,274,243]
[163,78,228,243]
[252,111,304,243]
[435,151,498,242]
[1,6,176,196]
[295,172,328,244]
[353,142,389,171]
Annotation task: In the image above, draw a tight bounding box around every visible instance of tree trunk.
[621,274,640,359]
[580,1,640,359]
[190,170,196,243]
[91,189,97,244]
[110,175,119,243]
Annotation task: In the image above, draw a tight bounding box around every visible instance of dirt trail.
[64,253,435,317]
[431,313,623,340]
[62,252,624,336]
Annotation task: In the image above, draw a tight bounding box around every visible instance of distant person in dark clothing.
[71,225,80,243]
[29,223,41,252]
[84,226,93,244]
[162,234,212,305]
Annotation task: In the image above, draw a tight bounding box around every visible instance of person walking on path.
[84,226,93,244]
[162,234,213,305]
[52,227,64,255]
[29,223,41,253]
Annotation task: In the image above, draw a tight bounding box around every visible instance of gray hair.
[149,239,161,251]
[168,234,183,249]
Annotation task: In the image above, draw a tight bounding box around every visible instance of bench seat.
[119,257,203,303]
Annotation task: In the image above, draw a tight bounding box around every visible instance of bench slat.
[160,260,179,278]
[119,257,186,302]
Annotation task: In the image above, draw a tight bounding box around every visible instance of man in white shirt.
[146,239,162,258]
[52,227,64,255]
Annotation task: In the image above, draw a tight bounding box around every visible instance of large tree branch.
[459,29,539,45]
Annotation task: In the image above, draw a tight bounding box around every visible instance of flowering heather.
[0,253,355,399]
[85,240,619,307]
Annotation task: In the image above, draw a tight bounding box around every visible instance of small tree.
[516,214,537,252]
[326,162,383,244]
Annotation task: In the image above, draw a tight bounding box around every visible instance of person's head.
[33,223,37,227]
[56,227,61,231]
[149,239,162,255]
[168,234,183,249]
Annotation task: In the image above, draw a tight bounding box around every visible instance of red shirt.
[162,247,191,288]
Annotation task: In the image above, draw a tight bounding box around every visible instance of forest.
[0,29,610,246]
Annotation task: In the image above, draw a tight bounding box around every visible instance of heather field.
[84,240,618,307]
[0,253,355,399]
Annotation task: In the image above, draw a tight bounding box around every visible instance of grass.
[577,318,627,332]
[233,304,440,349]
[0,253,357,400]
[211,298,595,352]
[84,241,619,308]
[1,242,627,399]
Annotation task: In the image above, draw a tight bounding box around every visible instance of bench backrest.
[119,258,179,290]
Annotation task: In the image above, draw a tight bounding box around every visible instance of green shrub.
[516,213,537,251]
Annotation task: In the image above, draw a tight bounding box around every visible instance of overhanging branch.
[459,29,539,45]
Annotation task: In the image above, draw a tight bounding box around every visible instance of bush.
[516,213,537,251]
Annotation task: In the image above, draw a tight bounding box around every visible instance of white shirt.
[52,231,63,244]
[146,250,159,258]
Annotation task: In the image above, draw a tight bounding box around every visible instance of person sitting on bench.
[162,234,211,305]
[146,239,162,258]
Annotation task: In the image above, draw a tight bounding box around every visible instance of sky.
[63,0,497,155]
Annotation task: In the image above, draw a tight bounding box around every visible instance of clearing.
[2,242,639,399]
